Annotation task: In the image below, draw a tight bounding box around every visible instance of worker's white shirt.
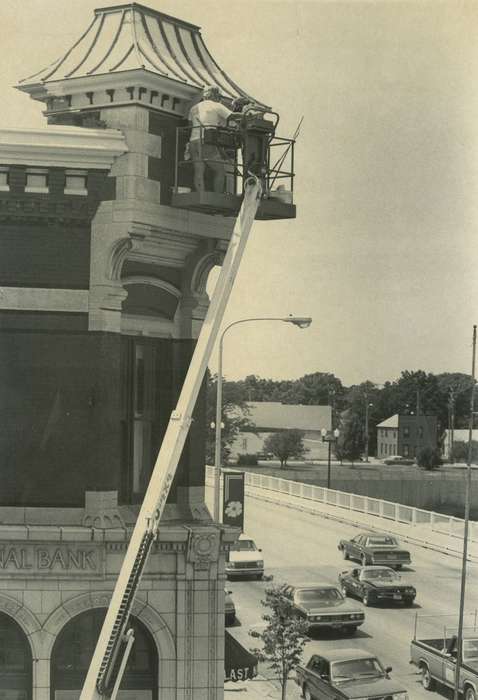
[188,99,232,141]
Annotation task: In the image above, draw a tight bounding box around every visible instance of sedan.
[338,565,416,606]
[281,583,365,634]
[338,532,411,569]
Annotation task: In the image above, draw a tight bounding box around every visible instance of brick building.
[377,414,438,460]
[0,4,294,699]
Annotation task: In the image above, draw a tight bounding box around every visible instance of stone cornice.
[0,125,127,169]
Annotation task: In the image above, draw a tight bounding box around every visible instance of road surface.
[212,488,478,699]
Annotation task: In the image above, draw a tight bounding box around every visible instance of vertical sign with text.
[222,470,244,531]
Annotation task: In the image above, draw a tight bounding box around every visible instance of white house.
[229,401,332,460]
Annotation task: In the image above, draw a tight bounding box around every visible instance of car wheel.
[347,625,358,635]
[395,564,402,570]
[362,592,372,606]
[303,684,314,700]
[420,663,435,691]
[255,574,263,581]
[342,548,349,560]
[465,687,477,700]
[403,597,414,607]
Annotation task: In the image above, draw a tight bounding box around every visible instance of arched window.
[0,612,32,699]
[51,609,157,700]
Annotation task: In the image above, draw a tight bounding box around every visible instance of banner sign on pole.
[222,470,245,531]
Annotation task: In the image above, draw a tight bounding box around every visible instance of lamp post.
[364,398,373,463]
[321,428,340,489]
[213,315,312,521]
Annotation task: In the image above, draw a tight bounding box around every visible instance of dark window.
[418,426,424,438]
[403,427,410,438]
[403,444,409,456]
[0,613,32,698]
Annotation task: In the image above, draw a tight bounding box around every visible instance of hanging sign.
[222,470,245,531]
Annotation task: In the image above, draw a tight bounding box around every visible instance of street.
[213,489,478,699]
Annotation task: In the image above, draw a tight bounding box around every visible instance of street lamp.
[213,315,312,521]
[321,428,340,489]
[364,398,373,463]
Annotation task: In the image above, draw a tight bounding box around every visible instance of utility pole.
[449,387,455,462]
[364,395,373,463]
[454,324,476,700]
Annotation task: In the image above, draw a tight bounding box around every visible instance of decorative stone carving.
[83,491,125,529]
[186,528,220,569]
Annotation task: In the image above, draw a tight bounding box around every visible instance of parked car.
[296,648,409,699]
[410,628,478,697]
[225,589,236,625]
[383,455,415,465]
[338,532,411,569]
[281,583,365,634]
[225,533,264,580]
[338,565,416,606]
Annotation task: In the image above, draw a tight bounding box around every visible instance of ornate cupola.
[17,2,296,220]
[17,2,263,124]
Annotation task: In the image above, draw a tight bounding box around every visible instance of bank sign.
[0,543,104,578]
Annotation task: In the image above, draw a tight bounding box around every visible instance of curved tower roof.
[18,2,264,107]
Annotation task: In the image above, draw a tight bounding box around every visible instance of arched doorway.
[0,612,32,699]
[51,609,158,700]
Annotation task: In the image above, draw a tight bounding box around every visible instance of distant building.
[442,429,478,459]
[377,414,438,459]
[230,401,332,460]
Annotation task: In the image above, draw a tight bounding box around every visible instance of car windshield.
[332,657,384,682]
[463,639,478,662]
[296,588,343,604]
[366,536,397,546]
[231,539,257,552]
[361,568,399,582]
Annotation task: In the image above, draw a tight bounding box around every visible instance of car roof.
[314,648,376,663]
[291,583,340,590]
[359,532,397,539]
[359,565,396,571]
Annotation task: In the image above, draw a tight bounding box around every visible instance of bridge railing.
[205,466,478,544]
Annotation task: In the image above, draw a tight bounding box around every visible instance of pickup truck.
[295,648,409,699]
[410,632,478,698]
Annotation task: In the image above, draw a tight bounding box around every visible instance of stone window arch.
[50,608,158,700]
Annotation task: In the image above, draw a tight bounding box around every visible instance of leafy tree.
[249,584,309,700]
[416,446,442,470]
[205,372,253,463]
[336,410,364,464]
[264,429,306,467]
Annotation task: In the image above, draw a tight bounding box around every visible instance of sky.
[1,0,478,387]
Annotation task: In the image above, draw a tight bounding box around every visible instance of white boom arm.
[79,176,262,700]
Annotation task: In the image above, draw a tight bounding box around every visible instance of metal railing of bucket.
[205,467,478,544]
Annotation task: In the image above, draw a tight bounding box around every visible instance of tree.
[336,410,364,464]
[416,446,442,470]
[249,584,309,700]
[264,429,306,467]
[205,372,253,463]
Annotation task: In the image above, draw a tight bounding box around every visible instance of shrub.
[237,453,258,466]
[416,446,442,470]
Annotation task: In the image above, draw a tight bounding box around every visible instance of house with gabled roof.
[230,401,332,461]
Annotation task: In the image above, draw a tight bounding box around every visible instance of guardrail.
[205,466,478,544]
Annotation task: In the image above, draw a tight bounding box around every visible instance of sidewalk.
[225,675,300,700]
